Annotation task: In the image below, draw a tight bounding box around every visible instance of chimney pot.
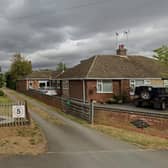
[117,44,127,56]
[119,44,124,49]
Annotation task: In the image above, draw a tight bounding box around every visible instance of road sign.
[12,105,25,118]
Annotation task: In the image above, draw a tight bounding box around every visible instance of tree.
[5,72,16,89]
[6,53,32,89]
[153,45,168,79]
[56,62,67,72]
[10,53,32,79]
[153,45,168,65]
[0,66,4,88]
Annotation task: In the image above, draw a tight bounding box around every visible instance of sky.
[0,0,168,71]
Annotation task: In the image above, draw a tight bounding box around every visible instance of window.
[135,80,144,86]
[164,80,168,88]
[62,80,69,89]
[39,82,46,88]
[97,80,113,93]
[144,80,151,85]
[39,80,48,88]
[130,80,151,95]
[56,80,61,89]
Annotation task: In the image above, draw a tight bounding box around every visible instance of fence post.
[90,100,94,125]
[25,101,31,125]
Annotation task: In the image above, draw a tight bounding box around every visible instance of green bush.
[106,93,129,104]
[106,97,118,104]
[0,90,4,96]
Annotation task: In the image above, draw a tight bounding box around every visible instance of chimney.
[116,44,127,56]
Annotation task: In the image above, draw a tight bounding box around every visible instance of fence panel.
[0,101,30,127]
[24,90,93,122]
[61,98,92,122]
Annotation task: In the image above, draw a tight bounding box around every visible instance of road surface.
[1,89,168,168]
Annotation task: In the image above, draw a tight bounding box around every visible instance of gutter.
[56,77,162,81]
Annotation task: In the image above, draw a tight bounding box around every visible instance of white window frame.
[164,80,168,88]
[97,80,113,93]
[39,80,48,88]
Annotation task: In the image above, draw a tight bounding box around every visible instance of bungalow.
[16,70,61,92]
[57,45,168,103]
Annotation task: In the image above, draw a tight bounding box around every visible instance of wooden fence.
[61,98,92,122]
[25,89,93,123]
[0,101,31,127]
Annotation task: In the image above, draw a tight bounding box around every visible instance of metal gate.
[0,101,31,127]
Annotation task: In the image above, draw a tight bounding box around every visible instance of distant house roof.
[23,70,62,80]
[59,55,168,79]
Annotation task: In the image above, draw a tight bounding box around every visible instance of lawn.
[0,95,11,103]
[0,121,47,155]
[0,94,12,117]
[0,90,47,155]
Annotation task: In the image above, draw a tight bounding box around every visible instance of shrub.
[106,93,129,104]
[106,97,118,104]
[0,90,4,96]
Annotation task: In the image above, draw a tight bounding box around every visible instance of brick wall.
[86,80,114,103]
[24,90,62,109]
[86,80,129,103]
[121,79,130,97]
[16,80,40,92]
[94,107,168,131]
[56,79,130,103]
[16,80,28,92]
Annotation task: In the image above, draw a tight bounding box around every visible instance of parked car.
[134,86,168,110]
[38,87,57,96]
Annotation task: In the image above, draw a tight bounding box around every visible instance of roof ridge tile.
[86,55,98,78]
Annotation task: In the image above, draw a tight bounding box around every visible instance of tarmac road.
[1,89,168,168]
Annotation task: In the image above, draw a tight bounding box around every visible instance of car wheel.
[160,101,166,110]
[140,91,150,100]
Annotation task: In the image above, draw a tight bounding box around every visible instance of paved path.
[1,89,168,168]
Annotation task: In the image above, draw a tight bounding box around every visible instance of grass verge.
[0,121,47,155]
[0,95,11,103]
[92,125,168,149]
[29,104,64,125]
